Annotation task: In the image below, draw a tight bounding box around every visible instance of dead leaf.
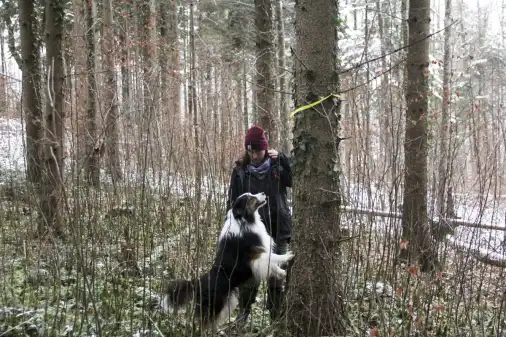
[407,265,419,278]
[396,286,403,297]
[432,304,444,312]
[370,327,381,337]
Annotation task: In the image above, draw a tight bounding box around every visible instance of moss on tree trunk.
[286,0,346,334]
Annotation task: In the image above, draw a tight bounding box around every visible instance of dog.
[160,192,295,333]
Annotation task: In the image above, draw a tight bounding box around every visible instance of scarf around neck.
[247,157,271,176]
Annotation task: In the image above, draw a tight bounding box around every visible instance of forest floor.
[1,186,505,337]
[1,118,506,336]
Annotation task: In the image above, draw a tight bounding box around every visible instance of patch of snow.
[0,118,26,177]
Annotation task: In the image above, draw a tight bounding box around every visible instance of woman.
[226,125,293,326]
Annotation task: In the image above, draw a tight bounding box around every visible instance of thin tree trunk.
[400,0,436,272]
[255,0,277,146]
[275,0,290,153]
[189,1,201,198]
[140,0,157,178]
[119,8,130,117]
[363,1,372,202]
[85,0,100,187]
[437,0,452,218]
[0,22,6,115]
[159,0,181,131]
[71,0,87,169]
[243,60,249,131]
[102,0,122,184]
[41,0,66,236]
[19,0,43,184]
[377,0,391,178]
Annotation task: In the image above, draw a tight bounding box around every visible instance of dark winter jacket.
[226,152,293,243]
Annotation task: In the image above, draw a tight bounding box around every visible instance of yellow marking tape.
[289,93,341,119]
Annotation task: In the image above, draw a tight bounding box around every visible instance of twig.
[338,20,459,75]
[0,316,36,336]
[290,46,309,70]
[338,234,359,243]
[366,5,406,21]
[148,316,165,337]
[339,58,405,94]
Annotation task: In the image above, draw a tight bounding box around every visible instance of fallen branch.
[340,205,506,232]
[447,239,506,268]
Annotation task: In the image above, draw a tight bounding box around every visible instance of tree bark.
[119,4,130,118]
[189,1,201,200]
[377,0,391,179]
[275,0,290,153]
[255,0,277,147]
[243,61,249,131]
[19,0,43,184]
[400,0,437,272]
[41,0,66,236]
[286,0,346,334]
[139,0,157,176]
[159,0,181,130]
[71,0,88,168]
[102,0,122,184]
[437,0,452,218]
[85,0,100,187]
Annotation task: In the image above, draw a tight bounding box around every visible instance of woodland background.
[1,0,506,336]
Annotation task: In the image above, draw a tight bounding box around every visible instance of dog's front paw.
[284,251,295,261]
[274,268,287,279]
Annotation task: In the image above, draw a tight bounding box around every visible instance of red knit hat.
[244,125,269,151]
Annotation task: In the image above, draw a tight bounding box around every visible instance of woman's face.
[248,149,266,164]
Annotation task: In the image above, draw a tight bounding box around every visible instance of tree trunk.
[400,0,436,272]
[71,0,88,170]
[275,0,290,153]
[139,0,157,177]
[243,60,249,131]
[85,0,100,187]
[377,0,391,179]
[159,0,181,131]
[19,0,43,184]
[255,0,277,147]
[102,0,122,184]
[363,2,372,202]
[286,0,346,334]
[41,0,66,236]
[119,6,130,117]
[437,0,452,218]
[189,1,201,197]
[0,21,6,115]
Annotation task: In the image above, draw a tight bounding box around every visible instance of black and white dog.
[160,192,294,333]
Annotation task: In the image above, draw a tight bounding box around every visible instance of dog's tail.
[160,279,196,313]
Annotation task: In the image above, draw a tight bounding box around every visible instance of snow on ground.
[0,118,228,198]
[0,117,26,179]
[1,117,505,262]
[344,182,506,262]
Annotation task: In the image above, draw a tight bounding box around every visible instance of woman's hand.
[267,149,278,159]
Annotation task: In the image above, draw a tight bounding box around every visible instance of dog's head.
[231,192,266,224]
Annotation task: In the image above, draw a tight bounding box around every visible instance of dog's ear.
[245,196,257,215]
[232,195,247,219]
